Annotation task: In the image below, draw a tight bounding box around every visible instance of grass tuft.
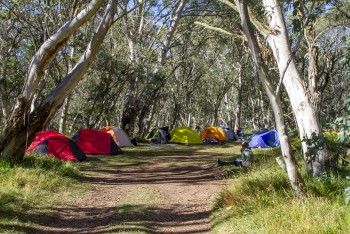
[0,155,83,218]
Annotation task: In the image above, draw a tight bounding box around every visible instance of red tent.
[71,129,122,155]
[26,131,87,161]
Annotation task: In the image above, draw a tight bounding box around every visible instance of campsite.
[1,0,350,233]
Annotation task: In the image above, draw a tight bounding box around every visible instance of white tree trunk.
[59,46,75,134]
[262,0,327,176]
[236,0,306,195]
[158,0,187,67]
[59,94,71,134]
[234,68,242,131]
[21,0,104,107]
[31,71,49,112]
[120,0,144,136]
[41,0,117,108]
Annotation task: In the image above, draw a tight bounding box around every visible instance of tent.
[200,126,228,141]
[218,125,236,141]
[169,126,202,144]
[147,126,171,144]
[72,129,122,155]
[100,126,134,147]
[248,129,280,148]
[26,130,86,161]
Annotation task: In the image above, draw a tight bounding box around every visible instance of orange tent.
[200,126,228,141]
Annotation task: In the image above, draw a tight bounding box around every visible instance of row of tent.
[26,125,281,162]
[26,127,134,161]
[148,126,238,144]
[149,126,281,148]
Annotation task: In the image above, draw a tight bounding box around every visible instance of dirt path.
[37,148,226,234]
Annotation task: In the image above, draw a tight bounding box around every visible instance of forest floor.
[34,144,232,234]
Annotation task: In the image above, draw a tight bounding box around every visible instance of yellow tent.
[170,126,202,144]
[200,126,228,141]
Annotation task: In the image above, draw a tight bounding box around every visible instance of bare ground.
[35,147,227,234]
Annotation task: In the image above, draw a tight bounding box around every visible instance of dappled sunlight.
[4,142,239,233]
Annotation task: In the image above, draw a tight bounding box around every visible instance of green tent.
[170,126,202,144]
[147,127,171,144]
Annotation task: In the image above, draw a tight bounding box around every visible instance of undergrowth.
[211,139,350,234]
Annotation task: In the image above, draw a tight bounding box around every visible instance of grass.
[0,154,84,233]
[210,140,350,234]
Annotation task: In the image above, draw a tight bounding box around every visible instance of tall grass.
[0,154,83,231]
[211,142,350,234]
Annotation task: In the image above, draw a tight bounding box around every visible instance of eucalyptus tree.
[0,5,28,126]
[119,0,154,136]
[119,0,188,137]
[171,0,256,130]
[291,1,350,125]
[133,0,188,137]
[0,0,118,160]
[214,0,332,177]
[235,0,306,195]
[66,45,130,131]
[0,0,51,127]
[263,0,350,175]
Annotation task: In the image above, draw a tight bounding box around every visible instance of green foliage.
[333,97,350,206]
[335,97,350,143]
[345,176,350,205]
[302,132,325,161]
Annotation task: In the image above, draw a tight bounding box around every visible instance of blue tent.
[248,129,280,148]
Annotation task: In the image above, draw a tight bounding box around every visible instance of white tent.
[100,126,134,147]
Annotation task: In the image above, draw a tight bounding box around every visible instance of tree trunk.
[213,98,220,126]
[236,0,306,195]
[69,114,79,134]
[21,0,104,108]
[0,0,104,158]
[0,62,9,126]
[120,0,148,137]
[234,69,242,131]
[59,44,76,134]
[59,94,71,134]
[132,0,188,134]
[137,105,148,137]
[156,0,188,69]
[171,93,181,128]
[145,100,158,136]
[0,0,117,160]
[296,4,319,111]
[262,0,327,176]
[31,71,49,112]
